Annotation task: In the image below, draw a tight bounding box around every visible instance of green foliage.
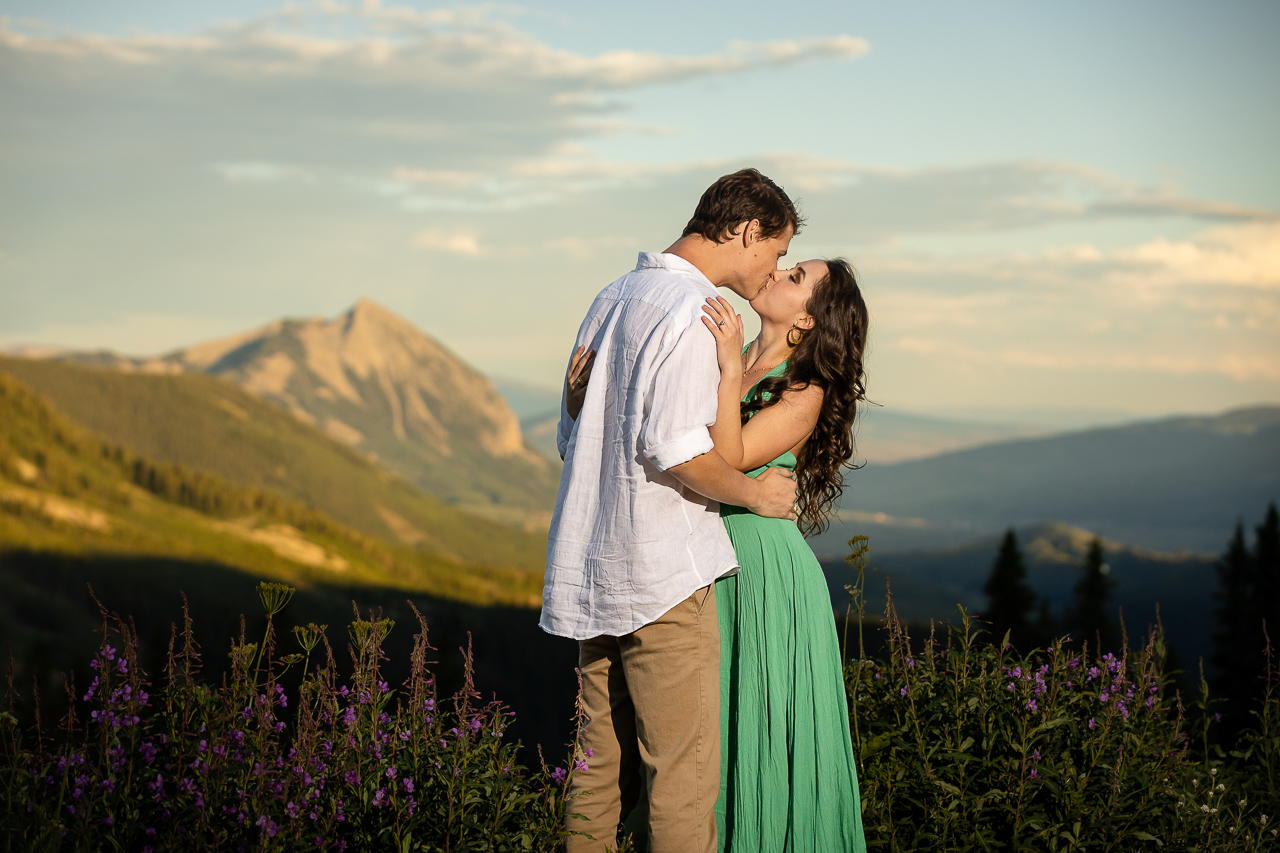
[0,368,544,607]
[1,583,584,852]
[845,537,1280,852]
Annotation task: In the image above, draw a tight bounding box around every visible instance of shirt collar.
[635,252,714,288]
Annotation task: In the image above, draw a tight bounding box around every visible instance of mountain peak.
[158,300,558,517]
[347,297,400,325]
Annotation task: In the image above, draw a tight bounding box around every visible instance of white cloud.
[411,229,482,256]
[1110,222,1280,289]
[0,10,867,90]
[860,222,1280,296]
[845,220,1280,396]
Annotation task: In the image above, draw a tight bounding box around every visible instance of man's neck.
[664,234,735,288]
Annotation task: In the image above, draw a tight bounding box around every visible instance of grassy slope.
[0,368,542,607]
[0,357,547,572]
[0,369,579,749]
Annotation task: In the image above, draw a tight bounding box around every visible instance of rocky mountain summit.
[42,300,560,523]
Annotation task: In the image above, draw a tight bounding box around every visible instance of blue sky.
[1,0,1277,422]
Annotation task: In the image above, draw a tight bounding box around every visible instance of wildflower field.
[2,544,1278,852]
[2,584,575,852]
[842,538,1279,851]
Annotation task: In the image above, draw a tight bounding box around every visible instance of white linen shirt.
[540,252,739,640]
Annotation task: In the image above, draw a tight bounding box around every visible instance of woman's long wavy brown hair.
[742,258,869,537]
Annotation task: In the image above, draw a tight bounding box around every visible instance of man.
[542,169,802,853]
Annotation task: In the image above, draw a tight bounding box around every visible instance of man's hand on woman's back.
[668,452,798,521]
[749,467,798,520]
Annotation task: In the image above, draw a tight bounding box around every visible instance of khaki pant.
[566,584,720,853]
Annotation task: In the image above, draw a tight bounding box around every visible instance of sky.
[0,0,1277,424]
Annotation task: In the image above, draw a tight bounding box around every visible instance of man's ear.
[740,219,761,247]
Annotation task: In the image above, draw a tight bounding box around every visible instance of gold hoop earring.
[787,326,807,347]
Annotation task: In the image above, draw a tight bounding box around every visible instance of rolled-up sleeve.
[639,319,720,472]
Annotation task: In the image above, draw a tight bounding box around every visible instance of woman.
[567,258,869,852]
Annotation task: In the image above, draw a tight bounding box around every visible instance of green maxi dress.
[714,363,867,853]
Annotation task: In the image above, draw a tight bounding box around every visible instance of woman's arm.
[702,297,823,472]
[700,298,748,469]
[737,382,823,471]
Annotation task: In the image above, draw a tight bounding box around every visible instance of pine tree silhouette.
[981,529,1038,650]
[1253,503,1278,657]
[1210,522,1255,745]
[1033,598,1058,649]
[1072,537,1118,655]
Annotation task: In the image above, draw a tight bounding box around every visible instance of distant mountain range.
[851,409,1048,464]
[32,300,561,525]
[493,378,1053,466]
[7,301,1276,563]
[810,406,1280,558]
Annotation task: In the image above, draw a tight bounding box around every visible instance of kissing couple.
[541,169,870,853]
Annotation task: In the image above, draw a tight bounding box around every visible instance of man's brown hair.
[681,168,803,244]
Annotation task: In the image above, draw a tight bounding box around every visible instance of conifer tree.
[1072,536,1118,655]
[1033,598,1058,649]
[1210,522,1255,744]
[981,529,1038,650]
[1254,503,1279,655]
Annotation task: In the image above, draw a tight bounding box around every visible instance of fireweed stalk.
[1,585,585,852]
